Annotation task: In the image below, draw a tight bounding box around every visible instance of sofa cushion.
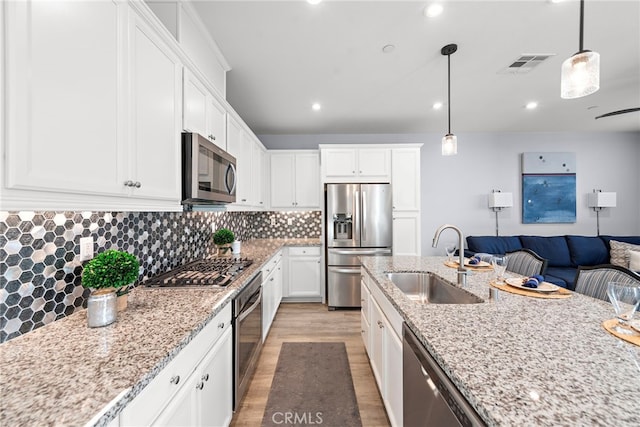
[600,235,640,248]
[565,235,609,267]
[466,236,522,255]
[543,267,577,290]
[519,236,571,267]
[609,240,640,268]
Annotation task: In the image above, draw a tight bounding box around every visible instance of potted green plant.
[213,228,235,257]
[82,249,140,327]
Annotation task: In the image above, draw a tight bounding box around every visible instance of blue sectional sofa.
[465,235,640,289]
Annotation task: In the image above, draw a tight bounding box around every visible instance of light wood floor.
[231,303,390,427]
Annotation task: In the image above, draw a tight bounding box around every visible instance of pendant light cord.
[447,53,451,134]
[579,0,584,52]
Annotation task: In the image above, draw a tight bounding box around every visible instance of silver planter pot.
[87,290,117,328]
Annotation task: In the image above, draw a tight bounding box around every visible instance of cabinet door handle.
[196,381,204,390]
[124,180,133,187]
[377,321,383,328]
[218,322,225,329]
[170,375,180,385]
[202,373,210,382]
[242,199,247,202]
[270,277,274,281]
[134,181,141,188]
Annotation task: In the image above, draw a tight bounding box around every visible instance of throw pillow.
[609,240,640,268]
[629,250,640,272]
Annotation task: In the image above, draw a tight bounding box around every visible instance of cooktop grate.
[144,257,253,288]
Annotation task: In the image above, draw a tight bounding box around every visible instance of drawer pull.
[218,322,225,329]
[202,373,210,382]
[170,375,180,385]
[196,381,204,390]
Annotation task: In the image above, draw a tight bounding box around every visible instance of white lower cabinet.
[262,251,283,341]
[361,270,403,427]
[392,211,421,256]
[153,328,233,427]
[360,280,371,358]
[284,246,322,301]
[120,304,232,427]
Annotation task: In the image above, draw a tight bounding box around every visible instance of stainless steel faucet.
[432,224,467,287]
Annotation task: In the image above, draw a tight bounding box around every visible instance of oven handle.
[238,290,262,323]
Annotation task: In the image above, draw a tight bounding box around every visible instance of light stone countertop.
[0,238,320,427]
[361,255,640,427]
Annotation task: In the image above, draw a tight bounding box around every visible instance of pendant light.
[441,44,458,156]
[561,0,600,99]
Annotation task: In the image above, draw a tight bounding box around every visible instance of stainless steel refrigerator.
[325,183,392,308]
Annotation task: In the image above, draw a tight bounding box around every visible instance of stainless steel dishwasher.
[403,324,485,426]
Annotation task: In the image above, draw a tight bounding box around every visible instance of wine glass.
[492,256,507,284]
[445,245,456,263]
[607,282,640,335]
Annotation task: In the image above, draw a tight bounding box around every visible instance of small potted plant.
[82,249,140,327]
[213,228,235,257]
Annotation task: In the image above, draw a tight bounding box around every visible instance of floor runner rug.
[261,342,363,427]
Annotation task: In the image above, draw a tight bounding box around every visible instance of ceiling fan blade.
[594,107,640,120]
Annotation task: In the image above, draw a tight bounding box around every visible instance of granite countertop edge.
[0,238,321,427]
[360,255,640,427]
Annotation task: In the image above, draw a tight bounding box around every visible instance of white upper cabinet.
[320,146,390,182]
[251,139,265,208]
[183,69,208,136]
[1,0,185,210]
[391,147,421,211]
[178,2,229,98]
[207,96,227,150]
[183,69,226,150]
[226,116,265,209]
[3,0,127,198]
[130,9,182,201]
[270,151,320,209]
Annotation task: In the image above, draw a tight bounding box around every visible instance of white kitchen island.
[361,255,640,426]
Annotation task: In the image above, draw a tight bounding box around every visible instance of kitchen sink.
[386,272,483,304]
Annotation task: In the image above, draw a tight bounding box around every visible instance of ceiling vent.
[498,54,555,74]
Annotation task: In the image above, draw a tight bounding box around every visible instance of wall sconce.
[489,190,513,236]
[588,189,616,235]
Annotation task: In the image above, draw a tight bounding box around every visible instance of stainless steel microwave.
[182,133,237,206]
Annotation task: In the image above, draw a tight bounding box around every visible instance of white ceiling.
[192,0,640,135]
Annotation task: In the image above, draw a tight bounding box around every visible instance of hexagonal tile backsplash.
[0,210,320,343]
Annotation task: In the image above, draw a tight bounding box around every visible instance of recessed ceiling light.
[382,44,395,54]
[433,102,443,110]
[307,0,322,5]
[525,101,538,110]
[312,103,322,111]
[424,4,443,18]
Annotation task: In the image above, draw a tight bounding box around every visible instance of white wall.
[259,131,640,254]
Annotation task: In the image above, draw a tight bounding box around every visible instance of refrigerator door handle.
[330,249,392,256]
[328,267,362,274]
[354,189,360,245]
[362,189,367,242]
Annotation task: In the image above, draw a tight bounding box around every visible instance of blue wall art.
[521,152,577,224]
[522,175,576,223]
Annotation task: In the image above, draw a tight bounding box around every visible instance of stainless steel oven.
[233,272,263,410]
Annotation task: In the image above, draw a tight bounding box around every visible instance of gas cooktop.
[143,257,253,288]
